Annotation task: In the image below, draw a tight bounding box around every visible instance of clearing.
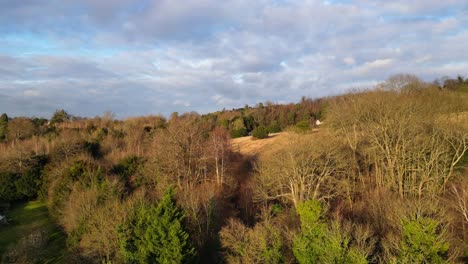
[231,132,290,157]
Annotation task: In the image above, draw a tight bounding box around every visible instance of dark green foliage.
[397,217,449,263]
[0,155,47,202]
[15,170,39,198]
[84,140,101,159]
[295,120,310,132]
[230,128,248,138]
[50,109,71,125]
[0,113,8,141]
[47,160,105,216]
[31,117,47,127]
[118,189,197,263]
[243,115,256,132]
[112,156,143,190]
[112,156,142,179]
[267,120,281,133]
[252,126,269,139]
[0,172,21,202]
[287,111,296,125]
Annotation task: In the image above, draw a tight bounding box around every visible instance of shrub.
[252,126,268,139]
[295,120,310,132]
[231,128,248,138]
[267,121,281,133]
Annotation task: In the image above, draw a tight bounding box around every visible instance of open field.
[231,132,289,157]
[231,130,321,157]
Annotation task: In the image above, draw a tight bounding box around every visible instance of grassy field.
[0,200,67,263]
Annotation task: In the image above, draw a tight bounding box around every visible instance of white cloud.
[1,0,468,117]
[23,89,40,97]
[343,56,356,65]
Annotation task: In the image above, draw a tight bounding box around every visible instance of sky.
[1,0,468,118]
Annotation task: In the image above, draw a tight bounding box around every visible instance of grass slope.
[0,200,66,263]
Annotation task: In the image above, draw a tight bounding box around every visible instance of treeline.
[0,74,467,263]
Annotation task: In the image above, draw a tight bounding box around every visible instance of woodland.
[0,74,467,263]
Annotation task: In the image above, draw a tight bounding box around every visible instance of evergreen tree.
[397,217,449,263]
[118,189,197,263]
[0,113,8,141]
[293,200,368,264]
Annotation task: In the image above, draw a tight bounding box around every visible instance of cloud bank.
[1,0,467,117]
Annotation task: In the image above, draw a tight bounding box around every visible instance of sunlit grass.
[0,200,67,262]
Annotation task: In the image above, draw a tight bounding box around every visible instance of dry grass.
[230,132,289,157]
[231,130,323,157]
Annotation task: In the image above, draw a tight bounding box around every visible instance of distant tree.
[231,117,248,138]
[243,115,256,132]
[267,120,281,133]
[287,110,296,125]
[0,113,8,141]
[50,109,71,124]
[6,117,36,140]
[118,189,197,263]
[252,126,268,139]
[295,120,310,132]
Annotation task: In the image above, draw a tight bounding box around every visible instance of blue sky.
[1,0,468,118]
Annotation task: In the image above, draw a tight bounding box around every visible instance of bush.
[295,120,310,132]
[252,126,269,139]
[267,121,281,133]
[231,128,248,138]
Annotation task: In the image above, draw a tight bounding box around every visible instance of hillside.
[0,79,468,263]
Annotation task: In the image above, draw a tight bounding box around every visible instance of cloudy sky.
[1,0,467,118]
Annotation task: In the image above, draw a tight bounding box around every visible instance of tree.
[267,120,281,133]
[118,189,197,263]
[231,117,248,138]
[252,126,268,139]
[50,109,71,124]
[0,113,8,141]
[254,134,345,207]
[209,127,231,185]
[6,117,36,141]
[397,217,449,263]
[0,172,21,201]
[220,218,283,264]
[293,200,368,264]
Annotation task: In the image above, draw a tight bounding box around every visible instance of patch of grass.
[0,200,67,262]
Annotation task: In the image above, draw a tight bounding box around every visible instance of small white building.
[316,119,322,126]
